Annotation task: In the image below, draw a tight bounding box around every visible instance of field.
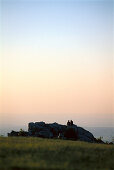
[0,137,114,170]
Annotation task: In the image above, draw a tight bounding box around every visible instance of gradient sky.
[0,0,114,129]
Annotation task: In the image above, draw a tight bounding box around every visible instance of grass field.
[0,137,114,170]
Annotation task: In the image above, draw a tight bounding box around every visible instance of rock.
[8,121,99,143]
[48,123,61,131]
[8,121,106,144]
[58,133,64,139]
[35,122,45,127]
[78,135,94,143]
[28,122,46,135]
[77,127,94,142]
[94,138,105,144]
[27,121,96,143]
[28,122,35,130]
[64,127,78,140]
[28,130,33,136]
[71,125,78,133]
[38,130,53,138]
[34,124,45,132]
[34,132,39,137]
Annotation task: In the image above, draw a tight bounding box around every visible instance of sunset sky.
[0,0,114,130]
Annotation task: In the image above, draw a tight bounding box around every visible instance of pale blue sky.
[1,0,113,75]
[2,0,113,49]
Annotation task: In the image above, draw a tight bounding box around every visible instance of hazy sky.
[0,0,114,129]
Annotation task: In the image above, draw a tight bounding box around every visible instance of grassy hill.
[0,137,114,170]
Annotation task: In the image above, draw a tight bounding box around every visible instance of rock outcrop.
[7,121,100,143]
[28,121,95,143]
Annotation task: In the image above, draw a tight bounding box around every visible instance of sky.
[0,0,114,131]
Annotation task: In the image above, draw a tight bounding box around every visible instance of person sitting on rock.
[67,120,70,126]
[70,120,73,126]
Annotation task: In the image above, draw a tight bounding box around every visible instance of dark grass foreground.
[0,137,114,170]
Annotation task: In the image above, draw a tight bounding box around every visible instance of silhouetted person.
[67,120,70,126]
[70,120,73,126]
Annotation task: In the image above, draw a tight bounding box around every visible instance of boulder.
[71,125,78,133]
[34,132,39,137]
[27,121,96,143]
[78,135,94,143]
[64,127,78,140]
[48,122,61,131]
[77,127,94,142]
[28,130,33,136]
[34,124,45,132]
[35,122,45,127]
[38,130,53,138]
[28,122,35,130]
[58,133,64,139]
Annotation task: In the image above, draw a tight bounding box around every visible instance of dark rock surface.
[8,121,106,143]
[28,121,95,143]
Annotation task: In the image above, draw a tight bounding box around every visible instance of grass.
[0,137,114,170]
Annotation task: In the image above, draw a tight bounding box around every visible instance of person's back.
[67,120,70,126]
[70,120,73,126]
